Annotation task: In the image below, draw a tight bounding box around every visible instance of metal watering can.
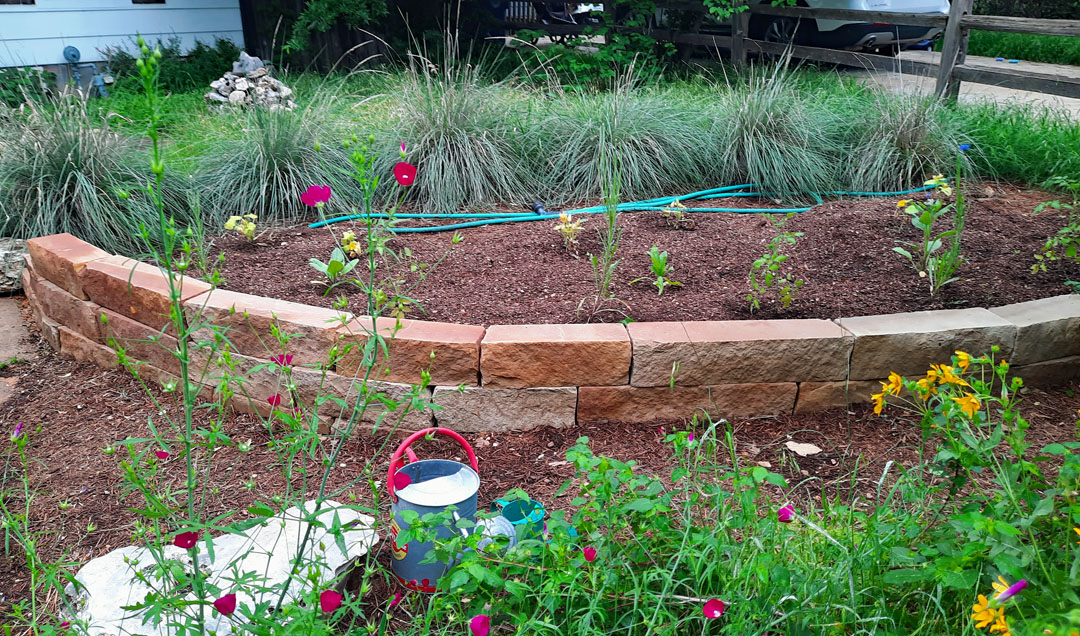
[387,427,480,593]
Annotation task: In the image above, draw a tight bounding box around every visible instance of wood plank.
[743,39,940,77]
[673,32,734,49]
[731,11,749,68]
[935,0,973,99]
[747,4,947,28]
[960,15,1080,37]
[953,64,1080,99]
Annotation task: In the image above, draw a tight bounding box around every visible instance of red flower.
[154,450,169,460]
[320,589,343,613]
[393,472,412,491]
[213,593,237,616]
[582,546,597,562]
[389,592,402,608]
[777,505,795,523]
[59,622,70,629]
[469,614,490,636]
[393,162,417,187]
[267,394,283,408]
[173,531,199,549]
[703,598,725,619]
[271,354,294,367]
[301,185,332,207]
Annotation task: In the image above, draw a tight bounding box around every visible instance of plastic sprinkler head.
[530,202,548,215]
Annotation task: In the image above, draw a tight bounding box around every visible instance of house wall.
[0,0,244,68]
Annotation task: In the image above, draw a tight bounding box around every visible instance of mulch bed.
[213,184,1079,325]
[2,294,1078,616]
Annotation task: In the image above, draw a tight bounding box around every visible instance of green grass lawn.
[964,30,1080,66]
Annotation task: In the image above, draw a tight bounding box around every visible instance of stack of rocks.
[205,52,296,111]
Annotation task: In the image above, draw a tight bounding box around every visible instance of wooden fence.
[501,1,1080,100]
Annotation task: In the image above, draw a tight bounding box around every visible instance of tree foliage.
[285,0,389,53]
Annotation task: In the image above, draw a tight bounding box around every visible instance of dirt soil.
[213,184,1079,325]
[2,295,1078,623]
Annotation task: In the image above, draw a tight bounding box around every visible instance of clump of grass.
[841,91,971,192]
[0,97,184,255]
[193,101,361,228]
[538,71,712,202]
[380,52,539,212]
[965,30,1080,67]
[708,63,840,198]
[955,101,1080,185]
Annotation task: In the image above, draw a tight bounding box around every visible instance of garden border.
[20,233,1080,431]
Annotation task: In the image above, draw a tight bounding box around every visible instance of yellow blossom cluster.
[872,352,982,416]
[341,231,360,255]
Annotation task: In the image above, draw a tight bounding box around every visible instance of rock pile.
[0,238,27,293]
[205,52,296,110]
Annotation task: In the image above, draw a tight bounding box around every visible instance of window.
[132,0,165,4]
[0,1,36,5]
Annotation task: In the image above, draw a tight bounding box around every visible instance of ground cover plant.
[964,31,1080,67]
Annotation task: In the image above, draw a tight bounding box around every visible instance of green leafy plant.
[893,172,966,296]
[553,212,586,253]
[1033,200,1080,273]
[632,245,681,295]
[747,215,803,312]
[223,213,257,241]
[309,246,359,294]
[0,67,53,108]
[659,199,694,229]
[579,157,626,321]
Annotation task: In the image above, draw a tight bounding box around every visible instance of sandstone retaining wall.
[22,233,1080,431]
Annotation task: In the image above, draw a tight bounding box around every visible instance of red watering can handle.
[387,428,479,503]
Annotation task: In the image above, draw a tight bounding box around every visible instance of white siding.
[0,0,244,68]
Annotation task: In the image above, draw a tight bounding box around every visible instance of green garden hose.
[307,183,939,234]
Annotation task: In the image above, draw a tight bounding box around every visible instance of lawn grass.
[965,30,1080,66]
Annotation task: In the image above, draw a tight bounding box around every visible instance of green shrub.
[0,67,54,108]
[0,97,185,254]
[956,101,1080,185]
[108,37,240,93]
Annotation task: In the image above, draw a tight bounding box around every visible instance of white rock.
[0,238,27,293]
[65,500,377,635]
[228,90,247,105]
[234,78,250,92]
[205,91,228,103]
[232,51,265,75]
[784,441,823,456]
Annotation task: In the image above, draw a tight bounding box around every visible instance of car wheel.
[763,16,798,45]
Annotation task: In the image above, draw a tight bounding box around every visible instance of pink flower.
[154,450,169,460]
[777,505,795,523]
[582,546,597,562]
[301,185,332,207]
[213,593,237,616]
[11,422,23,440]
[389,592,402,607]
[271,354,294,367]
[393,472,412,491]
[320,589,343,613]
[703,598,725,619]
[59,622,70,629]
[469,614,490,636]
[994,579,1028,603]
[400,141,406,154]
[393,162,417,186]
[267,394,283,408]
[173,531,199,549]
[688,433,695,442]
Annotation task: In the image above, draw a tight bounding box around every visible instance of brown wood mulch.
[213,184,1079,325]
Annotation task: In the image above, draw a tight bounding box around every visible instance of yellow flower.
[972,594,1001,630]
[871,392,885,416]
[897,199,909,207]
[559,212,569,223]
[881,372,904,397]
[989,613,1010,636]
[342,231,356,244]
[991,576,1010,596]
[1074,527,1079,542]
[951,394,981,418]
[915,377,937,400]
[932,364,969,387]
[955,350,971,372]
[347,241,360,253]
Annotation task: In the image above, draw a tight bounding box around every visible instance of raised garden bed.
[215,185,1078,325]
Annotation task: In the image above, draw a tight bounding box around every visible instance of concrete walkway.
[849,50,1080,119]
[0,296,36,406]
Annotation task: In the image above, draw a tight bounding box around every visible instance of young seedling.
[632,246,682,296]
[309,247,359,295]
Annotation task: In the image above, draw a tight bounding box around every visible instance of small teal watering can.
[387,427,479,593]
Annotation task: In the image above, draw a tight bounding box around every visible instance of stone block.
[26,233,110,299]
[22,268,60,351]
[336,317,484,386]
[431,386,577,431]
[990,295,1080,365]
[838,309,1016,379]
[58,326,117,368]
[1012,356,1080,388]
[295,370,435,431]
[26,269,103,341]
[81,256,211,332]
[794,380,882,414]
[187,288,351,366]
[577,383,797,423]
[630,319,852,386]
[100,309,181,375]
[481,324,631,388]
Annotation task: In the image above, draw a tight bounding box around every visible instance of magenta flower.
[320,589,343,613]
[703,598,726,619]
[393,472,412,491]
[777,505,795,523]
[400,141,406,155]
[271,354,294,367]
[173,531,199,549]
[393,162,417,186]
[582,546,597,562]
[213,593,237,616]
[267,394,283,408]
[469,614,490,636]
[994,579,1028,603]
[11,422,23,440]
[154,450,169,460]
[389,592,402,608]
[301,185,332,207]
[688,433,695,442]
[59,622,70,629]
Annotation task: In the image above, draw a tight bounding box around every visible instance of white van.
[748,0,951,52]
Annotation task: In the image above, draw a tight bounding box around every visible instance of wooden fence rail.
[500,1,1080,101]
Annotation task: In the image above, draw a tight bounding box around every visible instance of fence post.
[731,10,749,68]
[935,0,973,100]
